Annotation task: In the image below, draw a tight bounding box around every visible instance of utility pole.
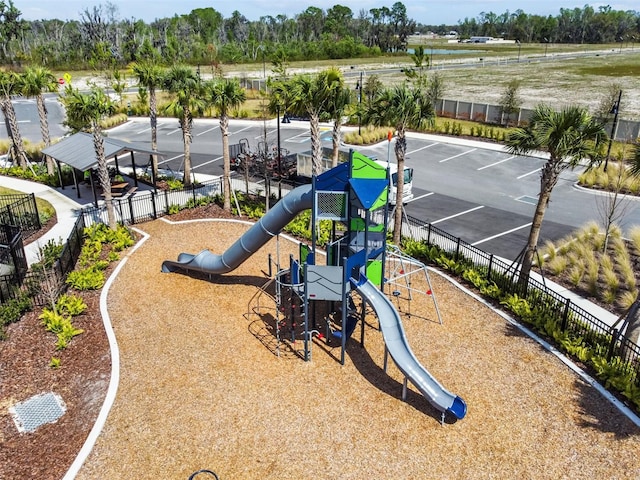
[604,90,622,172]
[357,70,363,135]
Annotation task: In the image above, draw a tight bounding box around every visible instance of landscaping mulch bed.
[2,214,640,479]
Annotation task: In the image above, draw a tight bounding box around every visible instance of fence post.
[127,196,135,224]
[455,237,461,262]
[192,184,197,204]
[6,204,14,226]
[427,224,432,245]
[30,193,41,229]
[164,190,169,214]
[151,192,157,219]
[560,298,571,332]
[487,254,493,281]
[607,328,620,361]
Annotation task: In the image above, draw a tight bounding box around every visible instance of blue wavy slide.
[354,276,467,420]
[162,184,466,419]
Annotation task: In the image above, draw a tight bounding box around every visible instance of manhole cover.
[10,392,66,433]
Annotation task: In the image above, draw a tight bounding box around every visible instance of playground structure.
[162,150,467,422]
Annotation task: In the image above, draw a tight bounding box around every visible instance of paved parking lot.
[15,115,637,261]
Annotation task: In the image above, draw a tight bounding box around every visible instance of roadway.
[3,99,640,261]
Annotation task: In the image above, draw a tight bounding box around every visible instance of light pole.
[604,90,622,172]
[356,71,363,136]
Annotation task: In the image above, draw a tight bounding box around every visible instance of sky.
[16,1,639,26]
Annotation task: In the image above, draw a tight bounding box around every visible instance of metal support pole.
[277,105,282,200]
[341,256,348,365]
[604,90,622,172]
[130,152,139,188]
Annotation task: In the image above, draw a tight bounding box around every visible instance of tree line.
[0,1,638,70]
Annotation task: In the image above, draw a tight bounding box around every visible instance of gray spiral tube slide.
[161,184,313,274]
[355,277,467,420]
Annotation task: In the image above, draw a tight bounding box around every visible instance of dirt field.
[72,219,640,479]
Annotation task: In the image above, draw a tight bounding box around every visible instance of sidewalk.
[0,175,84,266]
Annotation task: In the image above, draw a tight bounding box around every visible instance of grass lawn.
[0,186,56,222]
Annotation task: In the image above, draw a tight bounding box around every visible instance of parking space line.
[196,125,219,136]
[136,126,151,134]
[167,128,182,136]
[477,155,517,171]
[471,223,532,246]
[192,156,223,169]
[517,168,541,179]
[406,143,437,156]
[285,131,310,143]
[254,129,278,140]
[439,148,477,163]
[406,192,434,203]
[431,205,484,225]
[230,126,252,136]
[158,154,183,166]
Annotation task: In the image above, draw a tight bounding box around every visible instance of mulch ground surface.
[2,209,640,479]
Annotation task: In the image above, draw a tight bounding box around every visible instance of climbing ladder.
[384,244,442,324]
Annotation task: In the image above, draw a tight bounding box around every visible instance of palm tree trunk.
[519,159,561,283]
[221,115,232,212]
[331,119,340,168]
[310,113,322,176]
[2,98,27,168]
[93,128,117,230]
[623,298,640,348]
[392,129,406,245]
[182,109,192,188]
[36,94,55,175]
[149,87,158,183]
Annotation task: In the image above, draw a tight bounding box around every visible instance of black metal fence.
[0,193,41,239]
[0,214,85,307]
[81,178,223,226]
[401,213,640,384]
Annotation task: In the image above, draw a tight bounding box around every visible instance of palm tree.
[324,72,352,168]
[288,69,342,175]
[204,78,246,212]
[0,69,28,168]
[131,61,165,184]
[20,66,59,175]
[364,85,435,245]
[162,65,203,188]
[61,85,117,230]
[505,104,606,282]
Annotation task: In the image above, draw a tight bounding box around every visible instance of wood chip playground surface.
[74,219,640,479]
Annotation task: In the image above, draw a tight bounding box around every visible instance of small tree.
[499,79,522,126]
[426,72,445,112]
[595,151,633,253]
[594,82,624,120]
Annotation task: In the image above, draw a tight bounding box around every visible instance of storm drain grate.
[9,392,66,433]
[516,195,538,205]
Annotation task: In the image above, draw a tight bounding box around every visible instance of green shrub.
[0,293,32,338]
[167,178,184,190]
[56,294,87,316]
[66,267,106,290]
[38,238,65,268]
